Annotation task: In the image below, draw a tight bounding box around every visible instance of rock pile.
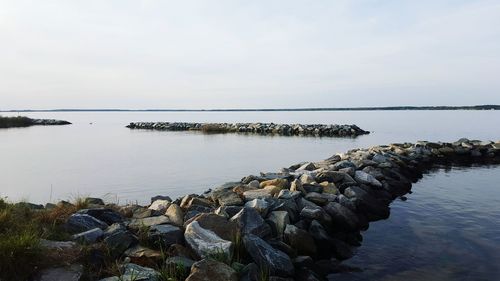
[126,122,369,137]
[31,119,72,126]
[37,138,499,280]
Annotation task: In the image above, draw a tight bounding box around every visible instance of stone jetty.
[20,139,500,281]
[30,119,72,126]
[0,116,71,128]
[126,122,370,137]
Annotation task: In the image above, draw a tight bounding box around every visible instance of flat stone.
[65,214,108,233]
[129,215,171,229]
[243,189,273,201]
[72,227,104,243]
[148,224,184,248]
[354,170,382,187]
[77,208,124,225]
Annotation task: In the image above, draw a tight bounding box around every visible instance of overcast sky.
[1,0,499,109]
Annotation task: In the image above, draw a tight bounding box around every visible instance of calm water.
[333,165,500,281]
[1,110,499,204]
[1,110,499,280]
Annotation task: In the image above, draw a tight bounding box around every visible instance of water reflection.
[331,165,500,281]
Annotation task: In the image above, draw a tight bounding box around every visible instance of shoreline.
[126,122,370,137]
[2,138,500,280]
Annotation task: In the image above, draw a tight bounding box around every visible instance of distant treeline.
[1,105,499,112]
[0,116,34,128]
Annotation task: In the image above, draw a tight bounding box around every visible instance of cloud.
[0,0,499,109]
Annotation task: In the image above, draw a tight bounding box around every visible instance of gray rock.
[118,263,159,281]
[149,199,171,212]
[245,198,269,216]
[243,189,273,201]
[267,211,290,238]
[243,234,294,277]
[332,160,356,170]
[305,192,328,206]
[165,256,195,273]
[165,204,184,226]
[72,227,104,243]
[323,202,360,230]
[354,170,382,187]
[84,197,104,205]
[297,162,316,171]
[150,195,172,203]
[65,214,108,233]
[148,224,183,248]
[129,215,171,229]
[184,221,233,260]
[77,208,124,225]
[104,230,138,257]
[230,207,271,238]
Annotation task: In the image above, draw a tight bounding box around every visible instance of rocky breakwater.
[33,138,500,281]
[126,122,369,137]
[0,115,71,128]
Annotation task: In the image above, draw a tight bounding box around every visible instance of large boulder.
[165,204,184,226]
[230,207,271,238]
[243,234,294,277]
[245,198,269,216]
[148,200,171,212]
[71,228,104,243]
[267,211,290,238]
[184,221,233,260]
[323,202,360,230]
[186,213,238,241]
[354,170,382,187]
[104,230,138,258]
[65,214,108,233]
[185,259,238,281]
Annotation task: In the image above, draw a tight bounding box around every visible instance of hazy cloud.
[1,0,499,109]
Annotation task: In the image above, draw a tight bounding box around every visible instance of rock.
[184,221,233,260]
[40,239,77,250]
[77,208,124,225]
[260,178,289,189]
[320,181,339,194]
[305,192,328,206]
[243,189,273,201]
[149,200,171,212]
[165,256,195,273]
[300,206,324,221]
[283,224,317,256]
[230,207,271,238]
[233,185,257,195]
[148,224,184,248]
[84,197,104,205]
[118,263,159,281]
[315,171,346,183]
[124,245,162,266]
[332,160,356,170]
[150,195,172,203]
[245,199,269,216]
[65,214,108,233]
[214,191,243,206]
[186,213,238,241]
[323,202,360,230]
[243,234,294,277]
[277,189,293,199]
[104,230,138,257]
[129,215,171,229]
[72,227,104,243]
[248,180,260,189]
[104,223,127,237]
[133,208,160,219]
[354,170,382,187]
[267,211,290,238]
[299,174,315,184]
[35,264,83,281]
[297,162,316,171]
[165,204,184,226]
[185,259,238,281]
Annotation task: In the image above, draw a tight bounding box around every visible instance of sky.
[1,0,499,110]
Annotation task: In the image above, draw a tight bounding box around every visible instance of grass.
[199,124,233,134]
[0,115,34,128]
[0,196,93,280]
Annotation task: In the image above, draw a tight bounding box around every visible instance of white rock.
[184,221,233,260]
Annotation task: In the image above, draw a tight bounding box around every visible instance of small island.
[0,116,71,128]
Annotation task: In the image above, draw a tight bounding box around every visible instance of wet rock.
[185,259,238,281]
[148,224,184,248]
[184,221,233,260]
[230,207,271,238]
[65,214,108,233]
[243,234,294,277]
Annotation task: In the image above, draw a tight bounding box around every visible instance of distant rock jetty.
[0,116,71,128]
[126,122,370,137]
[15,138,500,280]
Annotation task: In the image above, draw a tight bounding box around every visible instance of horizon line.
[1,104,500,112]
